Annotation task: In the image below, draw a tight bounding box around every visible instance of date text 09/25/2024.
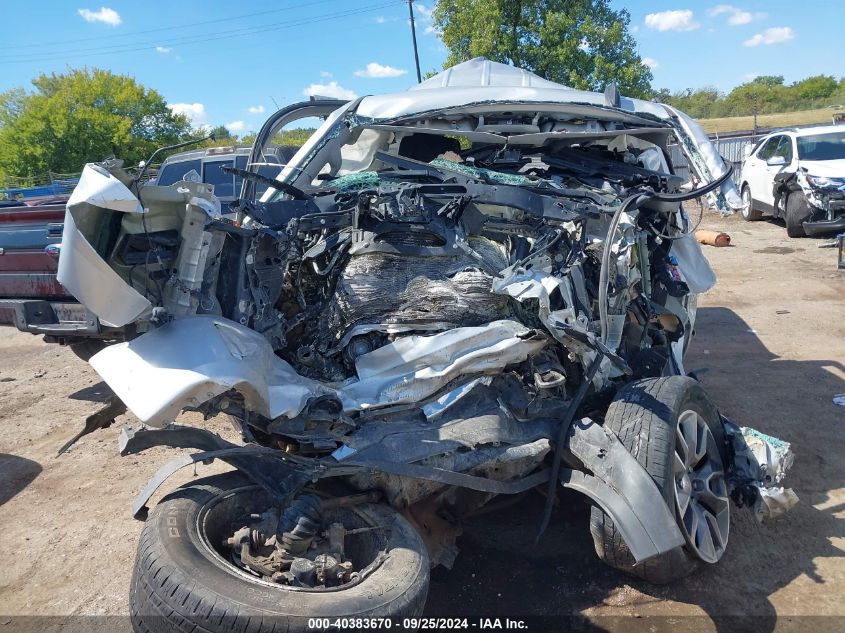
[307,618,528,630]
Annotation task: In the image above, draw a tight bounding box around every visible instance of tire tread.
[589,377,709,584]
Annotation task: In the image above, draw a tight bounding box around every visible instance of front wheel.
[590,377,730,584]
[785,193,812,238]
[130,472,430,633]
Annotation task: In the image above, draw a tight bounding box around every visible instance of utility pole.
[752,92,758,142]
[407,0,422,83]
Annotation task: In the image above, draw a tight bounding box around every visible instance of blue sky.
[0,1,842,134]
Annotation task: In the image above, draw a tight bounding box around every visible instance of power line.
[0,2,403,64]
[0,0,339,51]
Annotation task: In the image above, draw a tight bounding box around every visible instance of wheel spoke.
[693,461,730,514]
[693,505,718,562]
[674,453,691,516]
[678,411,704,468]
[676,420,692,468]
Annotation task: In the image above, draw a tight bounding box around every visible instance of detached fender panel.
[563,418,686,563]
[57,165,151,327]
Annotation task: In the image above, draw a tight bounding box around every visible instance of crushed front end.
[56,61,794,615]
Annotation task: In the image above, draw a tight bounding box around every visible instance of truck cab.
[155,145,294,203]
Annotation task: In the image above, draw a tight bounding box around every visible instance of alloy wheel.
[673,409,730,563]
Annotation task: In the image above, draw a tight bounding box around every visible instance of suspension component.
[277,494,322,557]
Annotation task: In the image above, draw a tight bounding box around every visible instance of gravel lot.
[1,210,843,631]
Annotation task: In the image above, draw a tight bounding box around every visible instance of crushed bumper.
[0,298,111,339]
[803,214,845,236]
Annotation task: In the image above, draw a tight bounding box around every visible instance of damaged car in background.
[740,125,845,237]
[56,59,796,629]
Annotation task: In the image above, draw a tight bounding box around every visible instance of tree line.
[2,0,841,183]
[654,75,845,120]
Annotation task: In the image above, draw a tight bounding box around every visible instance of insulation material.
[326,238,509,341]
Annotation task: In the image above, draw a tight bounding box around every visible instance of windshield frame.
[796,130,845,161]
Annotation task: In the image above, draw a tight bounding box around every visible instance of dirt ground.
[0,210,843,631]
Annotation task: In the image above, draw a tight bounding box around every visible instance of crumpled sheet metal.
[670,233,717,295]
[340,319,547,410]
[90,316,330,427]
[90,315,547,428]
[660,104,744,215]
[725,419,798,521]
[57,165,152,327]
[493,261,607,384]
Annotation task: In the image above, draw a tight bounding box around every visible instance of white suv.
[739,125,845,237]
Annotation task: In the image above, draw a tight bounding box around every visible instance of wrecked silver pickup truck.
[57,59,794,629]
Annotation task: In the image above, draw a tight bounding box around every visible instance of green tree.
[722,80,790,116]
[751,75,784,88]
[432,0,653,97]
[792,75,838,101]
[665,87,722,118]
[0,68,193,178]
[209,125,236,141]
[0,88,26,128]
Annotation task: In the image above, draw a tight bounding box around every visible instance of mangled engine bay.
[59,103,795,589]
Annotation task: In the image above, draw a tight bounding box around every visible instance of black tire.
[589,376,728,584]
[785,193,812,238]
[130,472,430,633]
[740,184,762,221]
[69,339,107,362]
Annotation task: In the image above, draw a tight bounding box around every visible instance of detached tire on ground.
[589,376,730,585]
[130,472,429,633]
[785,193,813,238]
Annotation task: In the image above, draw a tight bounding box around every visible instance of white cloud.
[412,3,438,36]
[226,120,246,132]
[727,11,752,25]
[642,57,660,69]
[247,105,265,114]
[743,73,759,81]
[354,62,408,78]
[302,81,358,100]
[645,10,700,32]
[414,2,433,17]
[320,70,333,79]
[744,27,794,47]
[155,46,171,54]
[709,4,755,26]
[78,7,122,26]
[168,102,207,125]
[375,16,386,24]
[631,25,639,34]
[727,10,753,25]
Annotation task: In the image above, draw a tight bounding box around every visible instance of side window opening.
[775,137,793,162]
[757,137,780,161]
